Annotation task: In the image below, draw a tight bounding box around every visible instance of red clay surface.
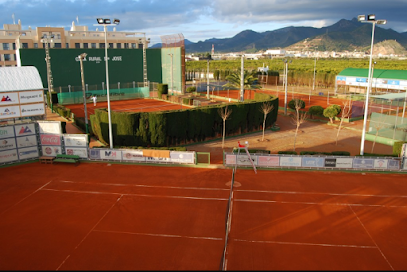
[1,162,407,270]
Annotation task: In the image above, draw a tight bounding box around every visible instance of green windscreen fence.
[161,47,182,93]
[58,87,150,105]
[369,112,407,141]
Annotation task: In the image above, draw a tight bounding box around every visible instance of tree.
[290,99,308,151]
[218,106,232,148]
[222,70,261,101]
[308,105,324,119]
[323,105,341,124]
[288,99,305,110]
[259,102,274,141]
[336,100,352,145]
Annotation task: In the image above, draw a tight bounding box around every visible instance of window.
[12,43,16,50]
[57,34,61,39]
[66,43,69,48]
[139,43,144,49]
[4,54,11,61]
[109,43,113,49]
[100,43,105,48]
[13,54,16,60]
[54,43,61,48]
[131,43,136,49]
[83,43,88,49]
[34,43,38,48]
[91,43,96,49]
[117,43,121,49]
[75,43,80,49]
[3,43,9,50]
[22,43,28,49]
[124,43,129,49]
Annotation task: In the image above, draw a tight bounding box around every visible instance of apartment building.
[0,20,150,67]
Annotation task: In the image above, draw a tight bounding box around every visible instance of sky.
[1,0,407,46]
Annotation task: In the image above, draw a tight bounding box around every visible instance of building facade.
[0,20,150,67]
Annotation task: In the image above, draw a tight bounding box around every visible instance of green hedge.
[393,141,407,156]
[54,104,71,119]
[278,151,298,155]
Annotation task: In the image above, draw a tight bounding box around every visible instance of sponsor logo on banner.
[18,146,39,160]
[16,135,37,148]
[335,158,353,168]
[403,159,407,170]
[0,149,18,163]
[0,105,20,119]
[388,159,400,170]
[374,159,388,169]
[16,124,36,136]
[257,155,279,167]
[37,121,62,134]
[0,93,19,104]
[122,150,145,162]
[280,156,302,167]
[325,158,336,167]
[0,126,16,139]
[89,149,101,159]
[146,156,170,162]
[65,147,88,158]
[63,134,88,147]
[169,152,195,163]
[225,154,236,165]
[353,158,374,169]
[42,146,62,156]
[235,154,257,166]
[21,103,45,116]
[100,149,122,160]
[302,157,325,167]
[41,134,61,146]
[19,91,44,104]
[0,137,17,151]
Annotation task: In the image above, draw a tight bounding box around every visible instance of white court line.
[235,189,407,199]
[57,180,230,191]
[56,195,124,271]
[0,181,52,216]
[235,198,407,208]
[349,205,395,270]
[42,188,228,201]
[233,238,377,249]
[93,229,223,241]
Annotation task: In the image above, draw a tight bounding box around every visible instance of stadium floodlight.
[93,18,120,149]
[358,14,387,155]
[40,32,55,114]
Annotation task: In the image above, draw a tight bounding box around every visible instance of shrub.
[186,86,196,93]
[323,105,340,123]
[288,99,305,110]
[331,151,351,156]
[393,141,407,156]
[308,105,324,117]
[157,84,168,96]
[278,151,298,155]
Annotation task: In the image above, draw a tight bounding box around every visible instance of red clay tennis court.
[1,162,407,270]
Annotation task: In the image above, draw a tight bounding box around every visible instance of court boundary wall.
[224,152,407,172]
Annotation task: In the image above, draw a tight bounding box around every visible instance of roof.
[371,93,407,100]
[0,66,43,92]
[338,68,407,80]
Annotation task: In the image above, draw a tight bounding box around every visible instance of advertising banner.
[0,105,20,119]
[225,154,236,165]
[353,158,375,169]
[63,134,88,147]
[373,159,389,169]
[0,126,16,139]
[19,91,45,104]
[236,154,258,166]
[37,121,62,135]
[40,134,61,146]
[0,149,18,163]
[388,159,400,170]
[169,152,195,164]
[335,158,353,168]
[18,146,39,160]
[0,92,19,105]
[280,156,302,167]
[403,159,407,170]
[14,123,36,136]
[65,147,88,158]
[257,155,279,167]
[324,158,337,167]
[302,157,325,168]
[16,135,38,148]
[145,156,171,162]
[121,149,146,162]
[0,137,17,151]
[100,149,122,160]
[20,103,45,117]
[41,146,62,157]
[89,149,101,160]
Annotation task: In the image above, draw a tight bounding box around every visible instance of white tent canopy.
[0,66,43,92]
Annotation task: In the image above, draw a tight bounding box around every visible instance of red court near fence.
[1,162,407,270]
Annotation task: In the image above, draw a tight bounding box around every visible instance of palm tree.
[222,70,261,101]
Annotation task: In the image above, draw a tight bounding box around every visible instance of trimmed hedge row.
[90,97,279,147]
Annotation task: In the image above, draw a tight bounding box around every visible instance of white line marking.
[233,238,377,249]
[349,205,395,270]
[56,195,124,270]
[93,229,223,241]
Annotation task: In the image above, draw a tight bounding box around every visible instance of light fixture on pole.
[78,53,89,134]
[358,14,387,155]
[283,59,292,115]
[40,32,55,113]
[95,17,120,149]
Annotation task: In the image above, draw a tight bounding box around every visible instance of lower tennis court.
[1,162,407,270]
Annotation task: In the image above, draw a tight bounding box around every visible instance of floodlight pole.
[79,53,89,134]
[41,32,54,113]
[240,54,244,102]
[168,53,173,95]
[358,14,386,155]
[95,18,120,149]
[207,59,210,99]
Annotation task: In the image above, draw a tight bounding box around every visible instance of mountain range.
[151,18,407,54]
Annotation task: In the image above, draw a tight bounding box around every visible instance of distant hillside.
[183,18,407,54]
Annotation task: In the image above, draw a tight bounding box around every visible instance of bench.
[39,156,55,164]
[53,154,80,164]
